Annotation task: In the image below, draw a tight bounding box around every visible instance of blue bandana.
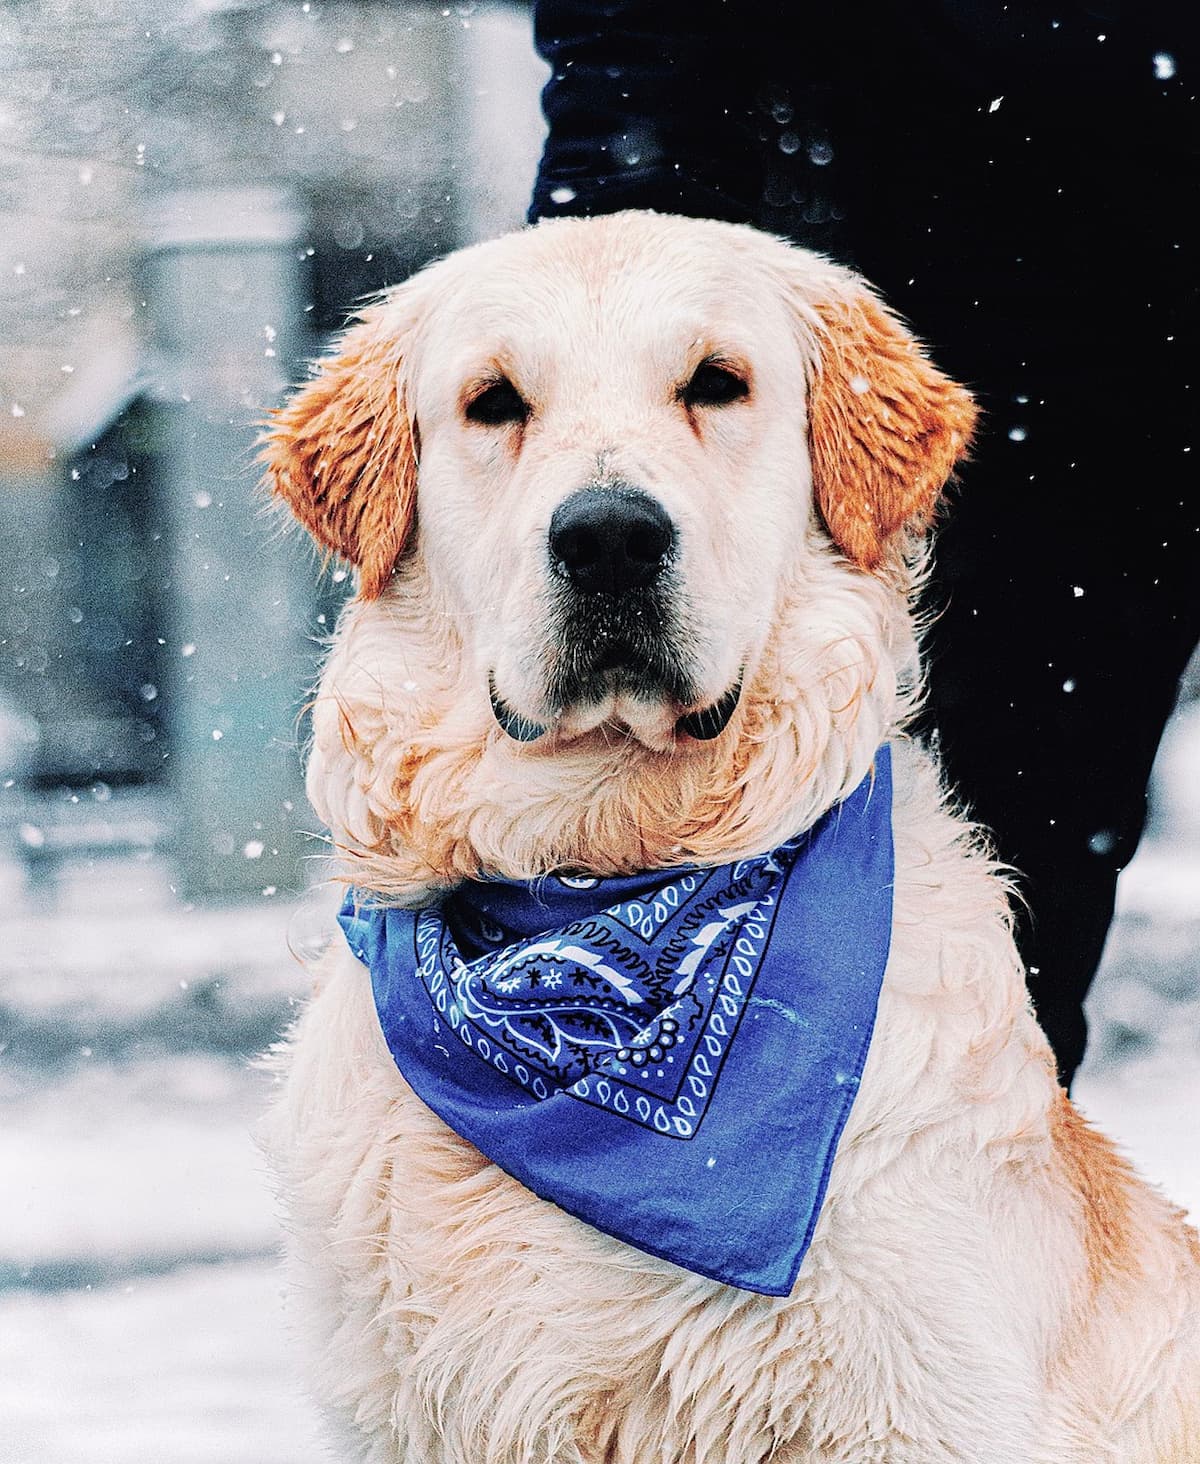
[338,746,893,1296]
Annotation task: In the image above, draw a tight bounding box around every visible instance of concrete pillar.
[142,188,314,901]
[453,3,549,245]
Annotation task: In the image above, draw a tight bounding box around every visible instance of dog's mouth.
[489,674,550,743]
[488,669,743,745]
[490,587,744,748]
[675,674,743,740]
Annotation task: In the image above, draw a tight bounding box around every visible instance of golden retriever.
[260,211,1200,1463]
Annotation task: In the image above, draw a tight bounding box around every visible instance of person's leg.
[528,0,767,228]
[922,397,1200,1086]
[793,15,1200,1088]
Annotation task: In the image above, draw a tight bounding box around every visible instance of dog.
[260,211,1200,1463]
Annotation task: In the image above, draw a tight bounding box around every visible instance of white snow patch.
[0,1261,327,1464]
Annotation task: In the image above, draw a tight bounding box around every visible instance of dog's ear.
[261,303,419,599]
[807,288,977,571]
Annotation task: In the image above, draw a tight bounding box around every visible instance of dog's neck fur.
[306,534,920,902]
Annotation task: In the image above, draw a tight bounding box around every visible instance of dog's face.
[409,224,811,752]
[264,213,975,885]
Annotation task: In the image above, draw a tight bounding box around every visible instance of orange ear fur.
[261,306,418,599]
[808,292,977,570]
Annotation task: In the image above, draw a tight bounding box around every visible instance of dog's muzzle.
[488,484,742,745]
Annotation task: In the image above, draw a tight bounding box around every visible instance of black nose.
[549,487,675,594]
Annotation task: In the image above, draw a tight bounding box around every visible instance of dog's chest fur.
[265,741,1200,1464]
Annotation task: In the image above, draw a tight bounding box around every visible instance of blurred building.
[0,0,546,898]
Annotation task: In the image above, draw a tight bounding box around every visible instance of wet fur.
[260,213,1200,1461]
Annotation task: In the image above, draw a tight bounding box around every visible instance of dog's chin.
[489,669,743,753]
[554,691,683,752]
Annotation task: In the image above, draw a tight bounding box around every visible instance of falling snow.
[0,3,1195,1458]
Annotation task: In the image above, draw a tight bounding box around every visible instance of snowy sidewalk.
[1,1261,326,1464]
[1073,699,1200,1218]
[1,701,1197,1463]
[0,867,334,1463]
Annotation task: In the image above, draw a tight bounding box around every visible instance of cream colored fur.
[260,213,1200,1462]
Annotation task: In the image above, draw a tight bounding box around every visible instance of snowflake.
[495,975,523,994]
[541,970,562,989]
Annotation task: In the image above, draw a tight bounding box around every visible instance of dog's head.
[263,213,975,889]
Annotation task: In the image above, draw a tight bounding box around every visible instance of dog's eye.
[683,362,750,409]
[465,378,529,427]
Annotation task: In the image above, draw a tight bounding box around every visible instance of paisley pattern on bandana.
[339,746,894,1296]
[421,853,796,1137]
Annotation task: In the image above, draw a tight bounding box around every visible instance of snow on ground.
[0,871,335,1461]
[0,699,1197,1463]
[1075,1050,1200,1225]
[1,1260,327,1464]
[1072,702,1200,1220]
[0,1056,278,1280]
